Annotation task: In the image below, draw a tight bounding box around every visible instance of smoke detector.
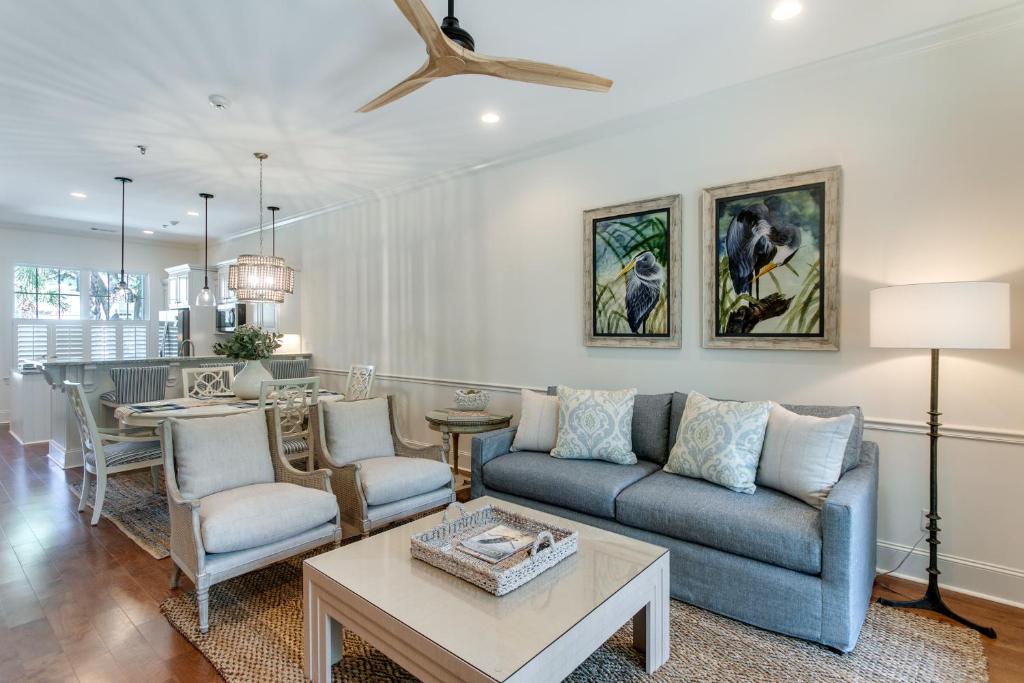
[208,94,231,111]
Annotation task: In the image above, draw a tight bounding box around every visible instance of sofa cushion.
[631,393,673,465]
[782,404,863,473]
[482,451,659,519]
[551,386,637,465]
[199,482,337,554]
[322,398,395,465]
[550,386,672,465]
[616,471,822,574]
[170,411,275,500]
[511,389,559,452]
[668,393,864,473]
[357,456,452,506]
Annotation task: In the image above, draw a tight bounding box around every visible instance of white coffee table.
[303,496,669,682]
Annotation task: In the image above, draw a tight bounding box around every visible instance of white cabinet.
[249,303,277,331]
[166,272,189,309]
[217,262,235,303]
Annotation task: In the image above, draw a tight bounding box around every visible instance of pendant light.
[110,177,135,305]
[227,152,295,303]
[194,192,216,306]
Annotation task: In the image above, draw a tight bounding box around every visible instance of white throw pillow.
[663,392,771,494]
[322,397,395,466]
[550,386,637,465]
[756,402,855,508]
[511,389,559,452]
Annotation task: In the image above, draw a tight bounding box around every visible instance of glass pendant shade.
[111,276,135,304]
[195,192,217,306]
[227,255,295,304]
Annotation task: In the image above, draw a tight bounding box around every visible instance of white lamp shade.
[870,281,1011,349]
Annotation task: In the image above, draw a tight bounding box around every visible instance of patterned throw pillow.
[663,391,771,494]
[551,386,637,465]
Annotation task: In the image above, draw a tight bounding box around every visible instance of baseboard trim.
[10,430,48,446]
[0,410,9,425]
[876,540,1024,609]
[313,367,1024,446]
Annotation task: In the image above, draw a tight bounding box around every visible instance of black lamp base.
[879,575,997,639]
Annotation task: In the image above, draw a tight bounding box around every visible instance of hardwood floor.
[0,424,1021,682]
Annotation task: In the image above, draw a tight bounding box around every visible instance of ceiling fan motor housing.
[441,15,474,51]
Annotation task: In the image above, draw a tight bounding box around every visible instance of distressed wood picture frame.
[701,167,840,351]
[583,194,682,348]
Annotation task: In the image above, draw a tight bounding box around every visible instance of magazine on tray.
[458,524,535,564]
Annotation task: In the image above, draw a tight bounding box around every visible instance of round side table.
[425,409,512,487]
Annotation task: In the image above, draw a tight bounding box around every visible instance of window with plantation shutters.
[90,325,118,361]
[15,323,49,366]
[54,324,84,361]
[122,325,148,359]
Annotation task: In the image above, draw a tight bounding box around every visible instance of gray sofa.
[471,391,878,653]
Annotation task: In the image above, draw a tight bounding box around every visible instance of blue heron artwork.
[592,208,671,337]
[714,183,826,337]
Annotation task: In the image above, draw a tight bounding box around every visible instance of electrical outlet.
[920,509,929,532]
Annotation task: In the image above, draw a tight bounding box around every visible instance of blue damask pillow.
[663,391,771,493]
[551,386,637,465]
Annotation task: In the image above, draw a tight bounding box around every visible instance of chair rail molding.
[312,368,1024,447]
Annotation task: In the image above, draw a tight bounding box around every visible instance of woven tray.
[411,503,578,596]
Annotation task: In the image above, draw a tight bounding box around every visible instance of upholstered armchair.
[310,395,454,539]
[162,407,340,633]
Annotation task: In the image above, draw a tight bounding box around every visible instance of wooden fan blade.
[465,55,612,92]
[357,62,437,112]
[393,0,451,56]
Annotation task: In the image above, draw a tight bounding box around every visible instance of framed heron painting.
[701,166,840,350]
[583,194,681,348]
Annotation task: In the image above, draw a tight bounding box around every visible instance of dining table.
[114,390,344,428]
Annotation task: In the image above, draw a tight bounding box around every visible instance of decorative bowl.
[454,388,490,411]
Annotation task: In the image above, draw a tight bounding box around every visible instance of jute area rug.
[70,469,171,558]
[162,554,988,682]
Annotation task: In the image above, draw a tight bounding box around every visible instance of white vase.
[232,360,272,399]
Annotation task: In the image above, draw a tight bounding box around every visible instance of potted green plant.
[213,323,283,399]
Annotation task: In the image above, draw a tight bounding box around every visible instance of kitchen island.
[38,353,313,469]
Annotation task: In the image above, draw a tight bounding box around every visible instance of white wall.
[0,224,199,420]
[224,20,1024,603]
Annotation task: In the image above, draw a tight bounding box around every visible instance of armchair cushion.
[87,440,162,468]
[199,482,338,554]
[323,398,395,465]
[357,456,452,506]
[170,411,275,500]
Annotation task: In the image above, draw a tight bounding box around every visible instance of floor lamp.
[870,281,1010,638]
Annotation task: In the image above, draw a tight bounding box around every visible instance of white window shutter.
[90,325,117,361]
[122,325,148,360]
[54,324,84,361]
[15,324,49,366]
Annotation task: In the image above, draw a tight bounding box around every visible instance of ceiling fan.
[358,0,613,112]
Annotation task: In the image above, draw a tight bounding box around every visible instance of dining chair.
[163,407,340,633]
[182,366,235,398]
[345,364,375,401]
[259,377,320,471]
[202,360,245,377]
[100,365,170,424]
[270,358,309,380]
[66,381,163,525]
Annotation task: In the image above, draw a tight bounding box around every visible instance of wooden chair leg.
[78,468,91,513]
[198,586,210,633]
[90,475,107,526]
[150,465,160,493]
[169,564,181,589]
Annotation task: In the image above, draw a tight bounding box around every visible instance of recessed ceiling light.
[187,210,199,216]
[771,1,802,21]
[70,192,87,199]
[481,112,501,124]
[142,229,154,235]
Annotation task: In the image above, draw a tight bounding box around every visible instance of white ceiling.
[0,0,1012,242]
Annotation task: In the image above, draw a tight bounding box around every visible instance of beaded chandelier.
[228,152,295,304]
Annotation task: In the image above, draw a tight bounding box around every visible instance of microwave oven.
[216,303,246,333]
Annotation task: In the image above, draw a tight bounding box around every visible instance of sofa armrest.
[820,441,879,651]
[470,427,517,498]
